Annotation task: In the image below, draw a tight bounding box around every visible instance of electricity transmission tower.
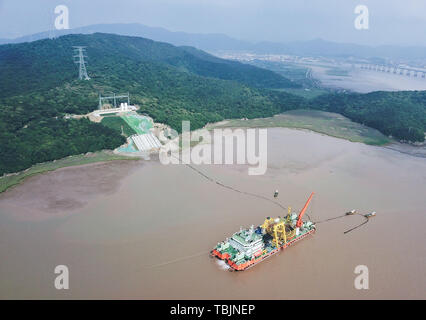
[73,46,90,80]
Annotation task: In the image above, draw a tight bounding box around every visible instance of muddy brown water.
[0,128,425,299]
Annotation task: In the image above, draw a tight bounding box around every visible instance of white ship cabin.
[229,225,264,257]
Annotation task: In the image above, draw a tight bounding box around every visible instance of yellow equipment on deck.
[261,213,294,248]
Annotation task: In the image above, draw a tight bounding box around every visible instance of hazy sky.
[1,0,425,46]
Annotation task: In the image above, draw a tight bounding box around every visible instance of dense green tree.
[309,91,426,142]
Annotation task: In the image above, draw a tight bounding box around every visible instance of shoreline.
[208,123,387,146]
[206,123,425,158]
[0,158,143,221]
[205,110,392,146]
[2,110,424,194]
[0,151,138,194]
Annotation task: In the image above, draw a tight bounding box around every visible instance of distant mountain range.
[1,23,426,61]
[0,23,248,51]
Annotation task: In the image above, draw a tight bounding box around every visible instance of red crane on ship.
[296,192,315,228]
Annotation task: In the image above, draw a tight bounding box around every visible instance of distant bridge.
[358,64,426,78]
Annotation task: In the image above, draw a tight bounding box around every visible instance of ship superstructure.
[211,192,316,271]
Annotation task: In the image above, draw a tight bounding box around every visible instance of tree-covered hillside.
[310,91,426,142]
[0,33,425,176]
[0,33,302,175]
[0,33,297,98]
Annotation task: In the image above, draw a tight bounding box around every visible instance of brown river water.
[0,128,425,299]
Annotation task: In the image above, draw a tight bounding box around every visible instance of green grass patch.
[121,114,153,135]
[0,151,137,193]
[101,116,136,137]
[209,109,390,146]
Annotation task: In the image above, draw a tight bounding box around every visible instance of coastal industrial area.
[216,52,426,93]
[69,93,163,154]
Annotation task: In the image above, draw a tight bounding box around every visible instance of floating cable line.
[314,212,370,234]
[171,154,370,235]
[179,157,288,212]
[144,251,209,269]
[143,158,371,270]
[314,214,347,224]
[343,213,370,234]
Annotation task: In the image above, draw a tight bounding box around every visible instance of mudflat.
[0,160,141,221]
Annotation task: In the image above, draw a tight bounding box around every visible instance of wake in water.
[216,259,231,271]
[143,251,209,269]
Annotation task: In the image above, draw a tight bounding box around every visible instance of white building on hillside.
[93,102,137,117]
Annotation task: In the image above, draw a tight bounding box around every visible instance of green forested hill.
[309,91,426,142]
[0,33,425,176]
[0,33,302,175]
[0,33,297,98]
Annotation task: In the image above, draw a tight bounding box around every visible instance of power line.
[73,46,90,80]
